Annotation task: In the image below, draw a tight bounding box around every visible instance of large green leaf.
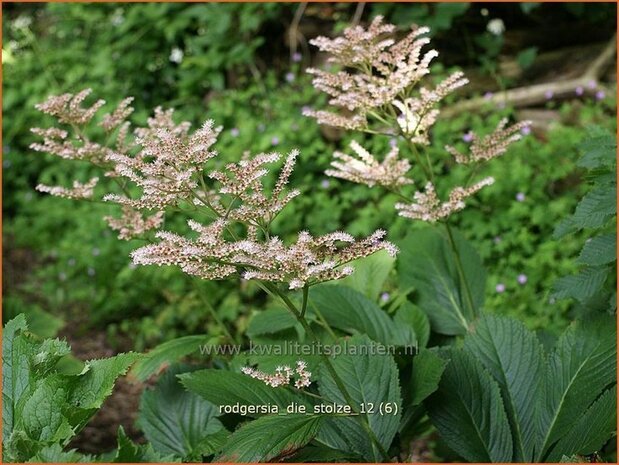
[577,233,616,266]
[427,350,513,462]
[570,185,616,230]
[397,227,485,335]
[179,369,310,413]
[216,414,323,462]
[464,316,544,461]
[338,250,395,301]
[137,365,223,458]
[552,266,609,302]
[546,385,616,462]
[317,335,401,461]
[394,302,429,348]
[131,335,210,381]
[310,285,412,346]
[2,316,138,462]
[112,426,179,463]
[537,319,616,460]
[577,126,617,170]
[409,349,447,407]
[246,308,297,338]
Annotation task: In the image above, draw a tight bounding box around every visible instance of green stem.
[192,277,238,344]
[443,222,477,323]
[266,283,391,462]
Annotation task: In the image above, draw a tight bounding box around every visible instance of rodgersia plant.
[15,15,615,464]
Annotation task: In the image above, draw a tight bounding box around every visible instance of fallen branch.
[443,35,616,117]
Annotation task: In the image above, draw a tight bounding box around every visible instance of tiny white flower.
[487,18,505,36]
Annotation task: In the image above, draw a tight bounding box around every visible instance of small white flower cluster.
[104,206,165,241]
[304,16,468,139]
[326,140,412,188]
[36,177,99,200]
[241,360,312,389]
[395,177,495,222]
[446,118,531,164]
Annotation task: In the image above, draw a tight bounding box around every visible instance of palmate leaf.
[464,316,544,461]
[397,227,485,335]
[216,414,323,462]
[546,385,617,462]
[310,285,413,346]
[426,349,513,462]
[317,335,401,462]
[137,365,224,459]
[537,318,616,460]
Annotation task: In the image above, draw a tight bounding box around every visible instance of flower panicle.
[326,140,412,188]
[36,177,99,200]
[395,177,495,222]
[241,360,312,389]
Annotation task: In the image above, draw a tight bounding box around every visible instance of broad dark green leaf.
[409,349,447,407]
[338,250,395,301]
[537,319,616,460]
[552,266,609,302]
[394,302,430,348]
[577,127,617,169]
[131,335,210,381]
[112,426,179,463]
[570,185,616,230]
[546,385,616,462]
[578,233,616,266]
[310,285,411,346]
[427,350,513,462]
[247,308,297,338]
[318,335,401,461]
[397,227,485,335]
[179,369,309,414]
[464,316,544,461]
[137,365,223,458]
[216,414,323,462]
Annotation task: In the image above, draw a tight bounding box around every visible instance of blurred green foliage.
[3,2,616,351]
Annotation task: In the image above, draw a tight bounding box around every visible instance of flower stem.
[266,283,391,462]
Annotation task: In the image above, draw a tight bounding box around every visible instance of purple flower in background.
[88,267,96,277]
[462,131,474,143]
[271,136,280,146]
[292,52,302,62]
[285,72,295,83]
[494,236,502,244]
[68,258,76,267]
[587,79,597,89]
[230,127,240,137]
[516,192,525,202]
[92,247,101,256]
[495,283,506,293]
[521,125,531,135]
[544,90,553,100]
[517,274,528,285]
[595,90,606,101]
[389,138,398,147]
[301,105,311,115]
[320,179,330,189]
[380,292,390,302]
[483,91,494,100]
[575,86,584,96]
[497,101,506,109]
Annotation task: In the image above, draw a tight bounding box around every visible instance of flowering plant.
[9,15,615,464]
